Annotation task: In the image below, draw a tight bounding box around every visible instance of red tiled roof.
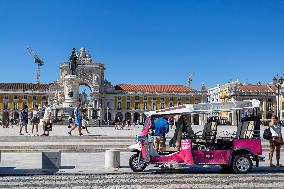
[0,83,50,91]
[115,84,195,92]
[238,85,276,93]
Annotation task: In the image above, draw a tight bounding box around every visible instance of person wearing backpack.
[269,115,283,167]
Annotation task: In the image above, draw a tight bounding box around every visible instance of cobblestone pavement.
[0,172,283,189]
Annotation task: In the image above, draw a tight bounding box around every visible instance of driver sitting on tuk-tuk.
[154,116,169,152]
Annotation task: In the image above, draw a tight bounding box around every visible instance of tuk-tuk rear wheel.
[232,155,252,174]
[129,154,147,172]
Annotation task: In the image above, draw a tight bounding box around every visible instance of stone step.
[0,144,281,153]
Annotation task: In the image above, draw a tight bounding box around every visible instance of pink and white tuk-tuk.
[128,100,264,174]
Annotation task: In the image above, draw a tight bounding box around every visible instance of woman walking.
[269,115,283,167]
[82,108,90,135]
[31,105,40,136]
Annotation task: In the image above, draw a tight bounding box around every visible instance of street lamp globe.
[279,77,284,85]
[273,77,277,85]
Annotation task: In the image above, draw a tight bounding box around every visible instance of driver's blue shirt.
[154,118,169,138]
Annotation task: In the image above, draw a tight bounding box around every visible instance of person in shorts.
[31,104,40,136]
[82,108,90,134]
[68,103,83,136]
[42,102,52,136]
[19,105,29,135]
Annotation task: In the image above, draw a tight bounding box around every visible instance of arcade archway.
[79,84,92,107]
[115,112,123,122]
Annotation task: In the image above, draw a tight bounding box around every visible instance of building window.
[178,96,182,101]
[14,96,18,100]
[33,96,37,101]
[23,101,27,107]
[42,96,46,101]
[127,96,130,100]
[127,102,130,110]
[178,101,182,105]
[32,101,37,108]
[135,102,139,110]
[161,103,165,109]
[135,96,139,101]
[160,97,165,101]
[4,95,8,100]
[117,102,121,110]
[13,102,18,110]
[3,101,8,110]
[117,96,121,100]
[267,104,272,111]
[195,98,200,104]
[152,96,156,101]
[152,103,156,110]
[144,96,147,101]
[144,102,147,110]
[186,96,190,101]
[23,95,27,100]
[169,97,173,101]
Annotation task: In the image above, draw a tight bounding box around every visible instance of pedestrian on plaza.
[41,102,52,136]
[68,116,73,128]
[127,119,131,129]
[114,116,119,130]
[19,105,29,135]
[68,102,83,136]
[31,104,40,136]
[269,115,283,167]
[82,108,90,134]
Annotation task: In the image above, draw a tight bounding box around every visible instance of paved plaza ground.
[0,124,282,174]
[0,124,283,188]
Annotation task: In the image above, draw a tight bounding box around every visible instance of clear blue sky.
[0,0,284,89]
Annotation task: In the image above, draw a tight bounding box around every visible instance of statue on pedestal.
[69,48,78,75]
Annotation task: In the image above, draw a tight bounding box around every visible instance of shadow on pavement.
[145,165,284,174]
[60,166,75,169]
[0,167,60,176]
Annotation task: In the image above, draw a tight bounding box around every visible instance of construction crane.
[27,47,44,84]
[188,73,193,87]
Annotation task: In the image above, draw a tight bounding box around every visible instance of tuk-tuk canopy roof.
[145,99,260,117]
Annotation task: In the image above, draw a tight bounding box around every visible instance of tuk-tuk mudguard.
[149,140,194,165]
[233,139,262,156]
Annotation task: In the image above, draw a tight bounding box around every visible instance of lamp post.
[273,75,284,120]
[106,106,109,126]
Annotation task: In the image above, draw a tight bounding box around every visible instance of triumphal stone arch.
[50,47,109,120]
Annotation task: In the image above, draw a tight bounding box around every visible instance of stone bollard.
[105,150,120,169]
[42,151,61,170]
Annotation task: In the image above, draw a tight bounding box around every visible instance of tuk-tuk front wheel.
[232,155,252,174]
[129,154,147,172]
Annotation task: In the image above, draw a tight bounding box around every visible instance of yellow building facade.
[0,83,50,123]
[112,84,206,124]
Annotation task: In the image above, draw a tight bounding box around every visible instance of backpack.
[263,128,272,140]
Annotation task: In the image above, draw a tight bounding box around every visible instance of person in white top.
[42,102,52,136]
[269,115,283,167]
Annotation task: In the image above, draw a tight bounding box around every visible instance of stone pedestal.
[42,151,61,170]
[105,150,120,169]
[62,75,80,108]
